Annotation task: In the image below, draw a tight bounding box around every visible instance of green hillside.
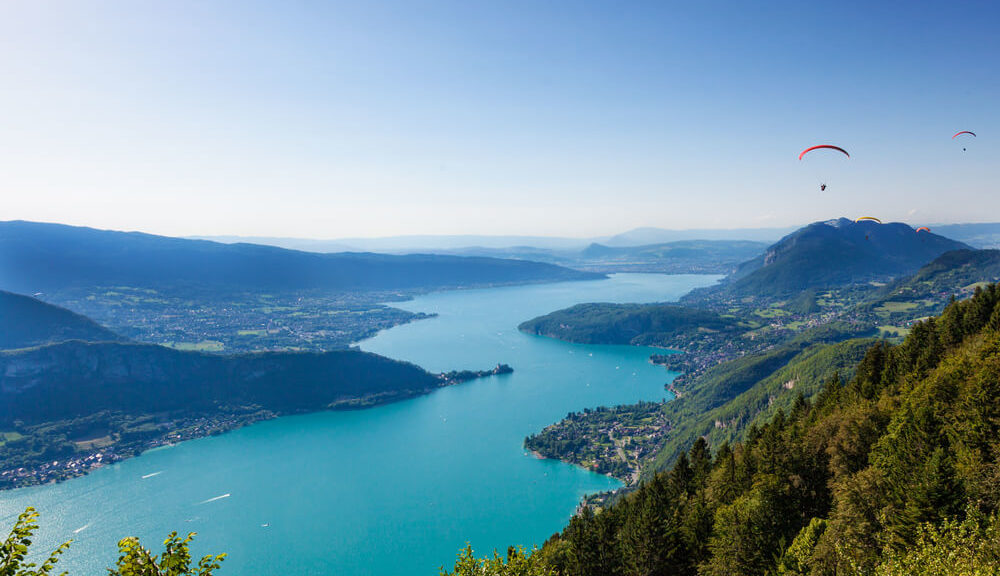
[867,249,1000,323]
[650,338,874,473]
[518,303,750,348]
[456,283,1000,575]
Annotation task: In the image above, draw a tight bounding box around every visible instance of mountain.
[689,218,971,299]
[0,221,601,294]
[192,233,591,252]
[0,290,121,349]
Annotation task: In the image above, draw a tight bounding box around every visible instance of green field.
[754,307,790,318]
[879,325,911,338]
[0,431,24,447]
[167,340,225,352]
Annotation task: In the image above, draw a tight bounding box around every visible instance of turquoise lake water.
[0,273,719,575]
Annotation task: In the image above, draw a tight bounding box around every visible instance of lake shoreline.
[0,368,512,491]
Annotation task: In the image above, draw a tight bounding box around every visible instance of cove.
[0,273,719,575]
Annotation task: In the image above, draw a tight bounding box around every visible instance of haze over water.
[0,273,718,575]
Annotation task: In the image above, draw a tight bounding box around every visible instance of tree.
[862,512,1000,576]
[107,532,225,576]
[440,545,554,576]
[0,508,70,576]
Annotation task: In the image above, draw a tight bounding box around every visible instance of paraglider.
[915,226,931,233]
[799,145,851,160]
[953,131,976,151]
[800,145,849,191]
[855,216,881,240]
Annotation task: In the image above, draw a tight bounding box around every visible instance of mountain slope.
[524,284,1000,576]
[0,221,601,294]
[688,218,970,300]
[861,249,1000,325]
[0,290,121,349]
[880,248,1000,299]
[650,337,875,473]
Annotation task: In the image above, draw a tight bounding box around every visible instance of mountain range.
[0,221,600,294]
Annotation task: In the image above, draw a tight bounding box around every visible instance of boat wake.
[199,493,231,504]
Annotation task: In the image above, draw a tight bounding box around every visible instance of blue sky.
[1,1,997,238]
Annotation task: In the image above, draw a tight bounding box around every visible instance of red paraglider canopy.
[799,145,850,160]
[952,131,976,139]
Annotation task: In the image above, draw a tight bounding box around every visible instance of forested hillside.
[649,337,875,474]
[518,303,748,347]
[449,284,1000,575]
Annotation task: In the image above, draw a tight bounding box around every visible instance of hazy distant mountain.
[193,233,591,253]
[929,223,1000,249]
[693,218,971,298]
[0,290,121,349]
[188,236,358,253]
[195,229,793,254]
[0,221,601,294]
[576,240,767,271]
[603,226,798,247]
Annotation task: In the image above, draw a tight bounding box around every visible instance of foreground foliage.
[0,508,224,576]
[0,508,69,576]
[451,284,1000,575]
[440,545,553,576]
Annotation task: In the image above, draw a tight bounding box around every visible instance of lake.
[0,273,719,575]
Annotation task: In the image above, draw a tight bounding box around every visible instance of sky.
[1,1,998,239]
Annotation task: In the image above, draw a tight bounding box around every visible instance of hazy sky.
[1,1,997,238]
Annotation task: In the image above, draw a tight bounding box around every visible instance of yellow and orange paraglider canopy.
[855,217,882,224]
[916,226,931,233]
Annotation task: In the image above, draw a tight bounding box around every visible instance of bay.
[0,273,719,575]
